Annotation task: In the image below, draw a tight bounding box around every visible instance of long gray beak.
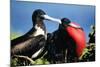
[69,23,81,28]
[41,15,62,24]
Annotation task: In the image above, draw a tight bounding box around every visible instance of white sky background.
[17,0,95,5]
[0,0,99,67]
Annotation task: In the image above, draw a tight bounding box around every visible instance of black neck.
[11,20,46,45]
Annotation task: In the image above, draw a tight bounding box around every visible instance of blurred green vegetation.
[79,43,95,62]
[10,32,21,40]
[11,57,50,66]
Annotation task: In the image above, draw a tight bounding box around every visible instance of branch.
[13,55,35,65]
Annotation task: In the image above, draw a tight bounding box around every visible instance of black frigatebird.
[11,9,57,59]
[45,17,86,63]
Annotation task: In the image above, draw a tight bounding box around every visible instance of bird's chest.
[34,26,47,39]
[34,28,45,36]
[54,33,67,49]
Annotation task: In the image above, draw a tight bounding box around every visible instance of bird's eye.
[40,16,44,19]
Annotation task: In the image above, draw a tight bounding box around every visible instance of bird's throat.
[34,24,45,36]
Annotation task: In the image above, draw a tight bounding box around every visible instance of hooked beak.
[69,23,81,28]
[41,15,62,24]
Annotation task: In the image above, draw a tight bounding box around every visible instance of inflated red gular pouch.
[65,22,86,57]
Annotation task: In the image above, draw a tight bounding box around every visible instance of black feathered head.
[58,18,71,30]
[61,18,71,26]
[32,9,46,26]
